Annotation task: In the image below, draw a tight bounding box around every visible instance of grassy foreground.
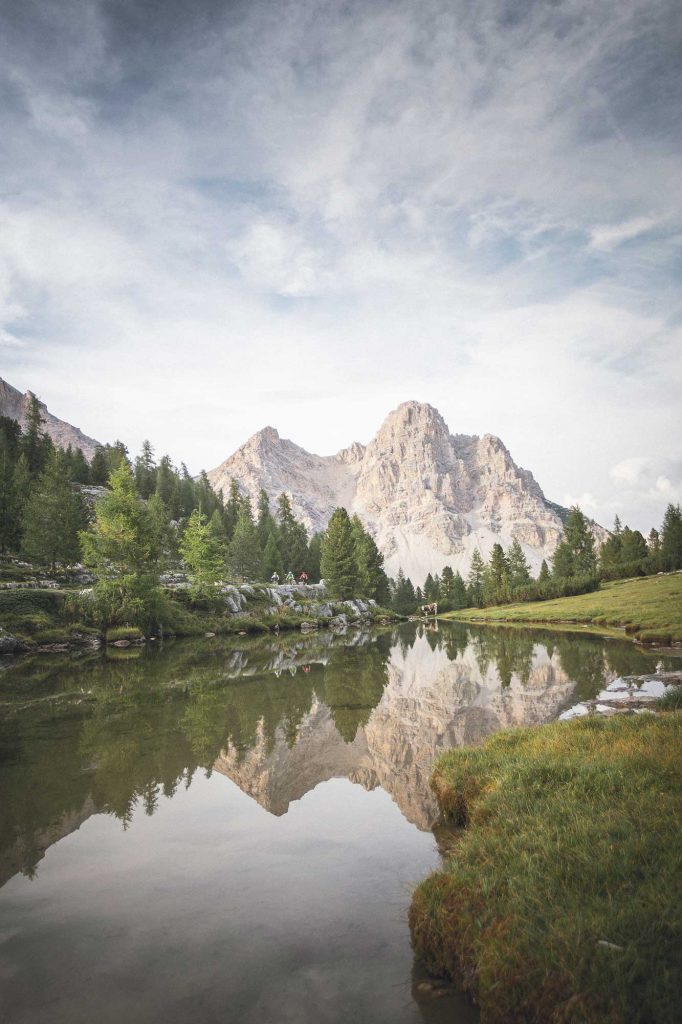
[409,713,682,1024]
[442,572,682,644]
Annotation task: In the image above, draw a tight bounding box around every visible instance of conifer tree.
[22,450,86,569]
[90,446,109,486]
[277,493,309,573]
[620,527,647,566]
[256,489,276,550]
[467,549,486,607]
[538,559,551,587]
[134,440,157,499]
[227,505,262,580]
[484,543,511,604]
[451,571,468,609]
[507,539,532,589]
[350,515,389,601]
[180,509,226,598]
[21,393,52,477]
[306,532,323,583]
[262,532,283,581]
[660,503,682,571]
[0,439,21,553]
[553,506,596,578]
[224,479,243,541]
[81,462,163,629]
[391,569,417,615]
[424,572,439,602]
[320,507,359,598]
[440,565,455,606]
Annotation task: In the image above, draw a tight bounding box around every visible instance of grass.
[442,573,682,644]
[409,713,682,1024]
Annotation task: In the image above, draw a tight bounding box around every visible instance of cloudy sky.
[1,0,680,531]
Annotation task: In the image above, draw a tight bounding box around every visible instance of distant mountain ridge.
[208,401,607,584]
[0,377,100,460]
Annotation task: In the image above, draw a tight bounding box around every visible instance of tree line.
[387,504,682,615]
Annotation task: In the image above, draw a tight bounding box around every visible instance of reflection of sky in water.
[0,775,475,1024]
[0,623,674,1024]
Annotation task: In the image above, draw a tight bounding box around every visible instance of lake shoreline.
[439,572,682,648]
[410,707,682,1023]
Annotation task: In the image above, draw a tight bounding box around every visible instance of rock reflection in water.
[0,622,674,885]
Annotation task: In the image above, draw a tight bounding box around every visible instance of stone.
[206,401,609,586]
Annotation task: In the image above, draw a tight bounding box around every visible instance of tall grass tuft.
[410,713,682,1024]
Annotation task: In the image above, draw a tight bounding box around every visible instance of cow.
[421,602,438,617]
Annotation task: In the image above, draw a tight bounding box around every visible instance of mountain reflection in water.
[0,622,673,887]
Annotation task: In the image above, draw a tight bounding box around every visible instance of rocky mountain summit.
[208,400,603,583]
[0,377,100,460]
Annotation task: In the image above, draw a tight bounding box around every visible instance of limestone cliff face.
[208,400,603,583]
[0,377,100,460]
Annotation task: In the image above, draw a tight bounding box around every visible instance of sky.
[0,0,681,533]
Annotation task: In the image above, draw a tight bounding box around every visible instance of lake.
[0,623,674,1024]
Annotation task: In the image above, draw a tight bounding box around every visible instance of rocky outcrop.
[208,401,607,584]
[0,377,100,459]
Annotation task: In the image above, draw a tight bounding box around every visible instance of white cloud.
[0,0,680,534]
[589,217,659,252]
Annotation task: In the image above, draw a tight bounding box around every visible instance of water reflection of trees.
[0,632,392,882]
[0,624,674,885]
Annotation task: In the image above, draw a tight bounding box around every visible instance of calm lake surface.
[0,622,676,1024]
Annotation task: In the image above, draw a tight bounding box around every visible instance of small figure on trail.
[302,665,310,674]
[298,571,309,584]
[285,570,295,585]
[271,572,280,585]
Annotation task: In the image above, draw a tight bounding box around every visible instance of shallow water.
[0,622,674,1023]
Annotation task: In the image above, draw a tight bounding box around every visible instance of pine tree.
[180,509,226,598]
[21,393,52,477]
[424,572,439,602]
[0,438,21,553]
[90,446,109,486]
[553,506,596,578]
[440,566,455,606]
[224,479,242,541]
[70,447,91,484]
[350,515,389,601]
[484,543,511,604]
[451,571,468,609]
[256,489,276,549]
[660,503,682,571]
[134,440,157,499]
[81,461,163,629]
[391,569,417,615]
[647,528,661,571]
[276,493,309,574]
[22,450,87,569]
[262,531,283,581]
[507,539,532,589]
[306,532,323,583]
[538,559,551,587]
[467,549,486,607]
[320,507,360,598]
[227,505,262,580]
[155,455,178,515]
[620,527,647,566]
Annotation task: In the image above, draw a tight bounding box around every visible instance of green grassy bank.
[410,713,682,1024]
[0,583,394,652]
[442,572,682,644]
